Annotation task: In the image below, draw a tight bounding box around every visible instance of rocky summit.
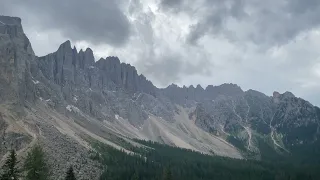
[1,15,320,179]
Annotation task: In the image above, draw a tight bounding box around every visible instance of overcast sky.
[2,0,320,105]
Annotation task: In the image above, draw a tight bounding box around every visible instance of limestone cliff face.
[0,16,37,109]
[160,83,243,106]
[35,40,157,123]
[38,41,156,99]
[192,89,320,160]
[0,16,102,179]
[3,15,320,175]
[95,56,155,95]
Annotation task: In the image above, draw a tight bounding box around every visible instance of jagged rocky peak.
[272,91,281,103]
[272,91,297,104]
[273,91,295,98]
[106,56,120,62]
[59,40,72,50]
[0,15,32,71]
[37,40,157,96]
[54,40,95,69]
[0,16,23,37]
[282,91,295,99]
[245,89,272,102]
[84,48,95,67]
[0,15,38,107]
[0,16,21,25]
[205,83,243,95]
[96,56,122,72]
[196,84,204,90]
[273,91,280,97]
[246,89,266,96]
[95,55,156,94]
[165,83,180,90]
[204,83,243,100]
[161,83,243,105]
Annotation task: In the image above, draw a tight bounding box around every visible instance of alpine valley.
[1,16,320,179]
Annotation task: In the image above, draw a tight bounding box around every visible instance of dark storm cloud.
[144,54,184,84]
[160,0,183,9]
[187,8,228,44]
[2,0,320,106]
[287,0,320,14]
[127,0,213,86]
[185,0,250,45]
[247,0,320,46]
[160,0,320,47]
[141,51,212,86]
[1,0,131,47]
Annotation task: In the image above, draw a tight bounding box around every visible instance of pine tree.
[24,145,49,180]
[0,149,19,180]
[131,172,139,180]
[65,166,76,180]
[162,167,172,180]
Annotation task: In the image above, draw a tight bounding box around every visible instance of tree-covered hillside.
[92,140,320,180]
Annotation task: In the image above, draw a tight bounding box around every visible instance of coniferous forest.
[92,140,320,180]
[1,140,320,180]
[0,145,72,180]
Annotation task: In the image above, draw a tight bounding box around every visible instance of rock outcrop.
[0,16,103,180]
[38,43,156,95]
[0,16,35,107]
[160,83,243,106]
[192,89,320,161]
[2,15,320,179]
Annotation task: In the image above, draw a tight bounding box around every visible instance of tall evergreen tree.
[24,145,49,180]
[65,166,76,180]
[0,149,19,180]
[162,167,172,180]
[131,172,139,180]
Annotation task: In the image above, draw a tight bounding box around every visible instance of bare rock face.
[0,113,31,158]
[2,14,320,178]
[0,16,34,107]
[95,56,155,94]
[38,43,156,96]
[192,88,320,160]
[0,16,102,180]
[160,83,244,106]
[39,124,101,180]
[36,42,158,123]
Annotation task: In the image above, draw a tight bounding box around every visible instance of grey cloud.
[187,8,227,44]
[160,0,183,9]
[187,24,206,45]
[159,0,197,13]
[128,0,213,86]
[129,0,155,46]
[3,0,320,107]
[183,0,248,44]
[141,51,212,86]
[144,54,183,84]
[287,0,320,14]
[1,0,131,47]
[248,1,320,46]
[161,0,320,47]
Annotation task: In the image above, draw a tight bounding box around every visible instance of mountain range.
[1,15,320,179]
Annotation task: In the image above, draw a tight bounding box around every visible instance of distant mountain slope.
[192,89,320,162]
[1,15,320,179]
